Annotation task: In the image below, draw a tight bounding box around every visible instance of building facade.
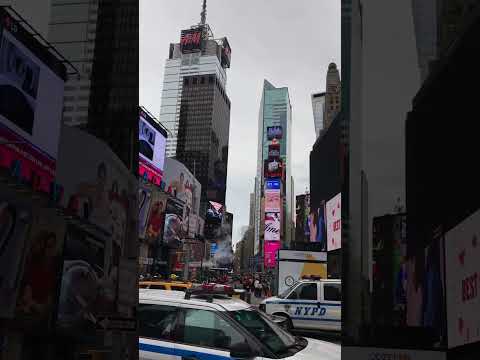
[49,0,138,172]
[323,62,341,133]
[254,80,293,269]
[311,92,326,138]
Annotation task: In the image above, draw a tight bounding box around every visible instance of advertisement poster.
[265,179,281,190]
[163,157,201,216]
[265,212,280,241]
[264,241,281,269]
[0,11,65,194]
[57,226,117,334]
[267,126,283,140]
[180,27,203,53]
[138,185,152,239]
[264,159,283,179]
[144,191,168,245]
[139,109,167,186]
[15,208,66,330]
[207,149,228,205]
[277,250,327,294]
[326,193,341,251]
[265,189,281,213]
[445,209,480,349]
[57,125,134,250]
[307,201,327,249]
[0,192,32,318]
[205,201,223,240]
[163,197,185,248]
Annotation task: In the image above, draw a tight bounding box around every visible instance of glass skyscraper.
[254,80,293,263]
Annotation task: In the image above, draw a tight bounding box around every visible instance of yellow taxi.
[138,280,192,291]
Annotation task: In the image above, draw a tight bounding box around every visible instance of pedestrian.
[254,277,262,298]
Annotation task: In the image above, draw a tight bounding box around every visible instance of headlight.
[259,303,266,312]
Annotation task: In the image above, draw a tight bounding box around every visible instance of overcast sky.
[140,0,341,246]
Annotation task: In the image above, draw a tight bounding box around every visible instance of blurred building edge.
[49,0,139,174]
[342,0,480,358]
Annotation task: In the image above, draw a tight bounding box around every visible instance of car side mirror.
[230,342,258,359]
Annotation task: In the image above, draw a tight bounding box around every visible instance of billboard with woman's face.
[15,208,66,329]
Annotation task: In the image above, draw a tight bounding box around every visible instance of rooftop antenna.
[200,0,207,25]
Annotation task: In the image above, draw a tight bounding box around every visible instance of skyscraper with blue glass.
[254,80,294,269]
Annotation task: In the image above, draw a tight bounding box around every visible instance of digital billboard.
[264,241,281,269]
[265,212,280,241]
[220,37,231,68]
[180,28,203,53]
[163,157,201,216]
[204,201,224,240]
[445,209,480,349]
[57,125,135,249]
[264,159,283,179]
[162,197,185,248]
[265,189,281,213]
[267,126,283,140]
[268,143,281,159]
[139,109,167,186]
[326,193,341,251]
[265,179,281,190]
[0,9,65,194]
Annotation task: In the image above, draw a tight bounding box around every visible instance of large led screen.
[445,209,480,349]
[139,109,167,186]
[267,126,283,140]
[0,10,65,193]
[265,212,280,242]
[265,189,281,213]
[264,241,281,269]
[326,193,341,251]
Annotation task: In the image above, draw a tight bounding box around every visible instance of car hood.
[261,296,279,304]
[292,337,340,360]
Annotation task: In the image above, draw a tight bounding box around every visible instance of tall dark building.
[159,1,232,212]
[176,73,230,211]
[49,0,138,172]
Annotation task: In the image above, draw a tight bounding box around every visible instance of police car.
[259,278,341,332]
[139,283,340,360]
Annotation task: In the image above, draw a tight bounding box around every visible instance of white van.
[259,279,341,332]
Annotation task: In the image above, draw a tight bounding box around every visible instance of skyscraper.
[49,0,138,171]
[311,92,326,138]
[158,0,231,212]
[324,62,341,132]
[254,80,293,268]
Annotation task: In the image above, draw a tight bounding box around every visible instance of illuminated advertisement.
[307,200,327,250]
[145,191,168,245]
[268,143,281,159]
[139,109,167,186]
[220,37,231,68]
[445,209,480,349]
[265,189,281,213]
[163,157,201,216]
[57,225,120,336]
[326,193,341,251]
[0,9,65,194]
[57,125,135,249]
[265,179,281,190]
[204,201,224,240]
[180,27,203,53]
[15,208,66,330]
[265,212,280,241]
[264,241,281,269]
[162,197,185,248]
[267,126,283,140]
[264,159,283,179]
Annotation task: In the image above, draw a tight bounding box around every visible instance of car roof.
[298,278,341,283]
[139,289,252,312]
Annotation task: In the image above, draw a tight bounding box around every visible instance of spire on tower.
[200,0,207,25]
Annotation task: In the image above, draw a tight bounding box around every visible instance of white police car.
[259,279,341,332]
[139,284,340,360]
